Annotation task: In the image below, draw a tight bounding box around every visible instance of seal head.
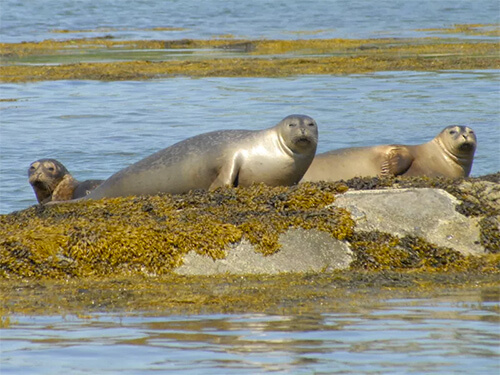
[28,159,76,204]
[437,125,477,158]
[28,158,103,204]
[278,114,318,155]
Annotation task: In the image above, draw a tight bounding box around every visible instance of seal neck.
[275,131,296,157]
[434,138,468,166]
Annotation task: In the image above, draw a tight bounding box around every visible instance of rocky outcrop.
[1,174,498,278]
[333,188,483,256]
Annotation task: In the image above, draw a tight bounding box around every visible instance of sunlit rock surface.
[176,228,353,275]
[333,188,483,256]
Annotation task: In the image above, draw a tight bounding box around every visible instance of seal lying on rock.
[28,159,103,203]
[301,125,476,182]
[79,114,318,200]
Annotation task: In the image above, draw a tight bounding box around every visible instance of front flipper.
[381,146,414,176]
[50,174,79,202]
[209,152,243,190]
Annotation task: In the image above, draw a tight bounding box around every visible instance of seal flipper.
[381,146,414,176]
[209,153,243,189]
[50,174,80,202]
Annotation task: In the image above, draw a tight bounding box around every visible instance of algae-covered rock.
[0,174,498,279]
[340,173,500,254]
[1,35,499,82]
[0,183,352,278]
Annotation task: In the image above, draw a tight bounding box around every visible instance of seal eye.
[307,123,315,127]
[449,130,457,135]
[48,167,55,172]
[288,123,297,127]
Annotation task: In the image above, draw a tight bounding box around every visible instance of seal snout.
[459,141,475,152]
[296,135,312,144]
[32,180,48,190]
[29,171,43,184]
[458,129,476,152]
[461,133,472,142]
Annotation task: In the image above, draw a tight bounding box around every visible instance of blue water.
[1,292,499,374]
[1,0,499,43]
[1,71,499,214]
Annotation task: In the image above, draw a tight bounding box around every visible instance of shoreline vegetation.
[1,24,499,83]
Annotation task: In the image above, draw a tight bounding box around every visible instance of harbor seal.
[28,159,103,203]
[81,114,318,200]
[301,125,476,182]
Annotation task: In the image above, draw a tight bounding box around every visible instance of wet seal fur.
[28,159,103,204]
[302,125,477,182]
[81,114,318,200]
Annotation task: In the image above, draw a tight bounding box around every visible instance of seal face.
[402,125,477,178]
[28,159,103,203]
[301,125,477,182]
[278,114,319,154]
[438,125,477,158]
[83,114,318,200]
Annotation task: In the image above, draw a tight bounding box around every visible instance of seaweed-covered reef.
[1,183,352,278]
[1,174,499,318]
[1,174,498,280]
[1,35,499,82]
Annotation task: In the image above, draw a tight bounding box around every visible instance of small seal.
[301,125,476,182]
[83,114,318,200]
[28,159,103,203]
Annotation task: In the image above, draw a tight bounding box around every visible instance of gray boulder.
[175,228,353,275]
[175,187,487,276]
[333,188,483,256]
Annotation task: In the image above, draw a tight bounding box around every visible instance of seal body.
[28,159,103,203]
[302,125,476,182]
[84,114,318,199]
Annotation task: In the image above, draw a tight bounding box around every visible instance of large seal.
[301,125,476,182]
[81,114,318,200]
[28,159,103,204]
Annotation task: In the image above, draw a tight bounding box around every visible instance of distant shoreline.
[1,33,499,83]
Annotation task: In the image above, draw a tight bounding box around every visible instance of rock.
[459,180,500,212]
[2,178,498,278]
[175,228,353,275]
[332,188,484,256]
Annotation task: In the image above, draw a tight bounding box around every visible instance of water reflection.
[2,290,499,374]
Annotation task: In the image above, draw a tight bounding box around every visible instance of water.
[1,71,499,214]
[1,290,499,374]
[1,1,500,374]
[1,0,499,43]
